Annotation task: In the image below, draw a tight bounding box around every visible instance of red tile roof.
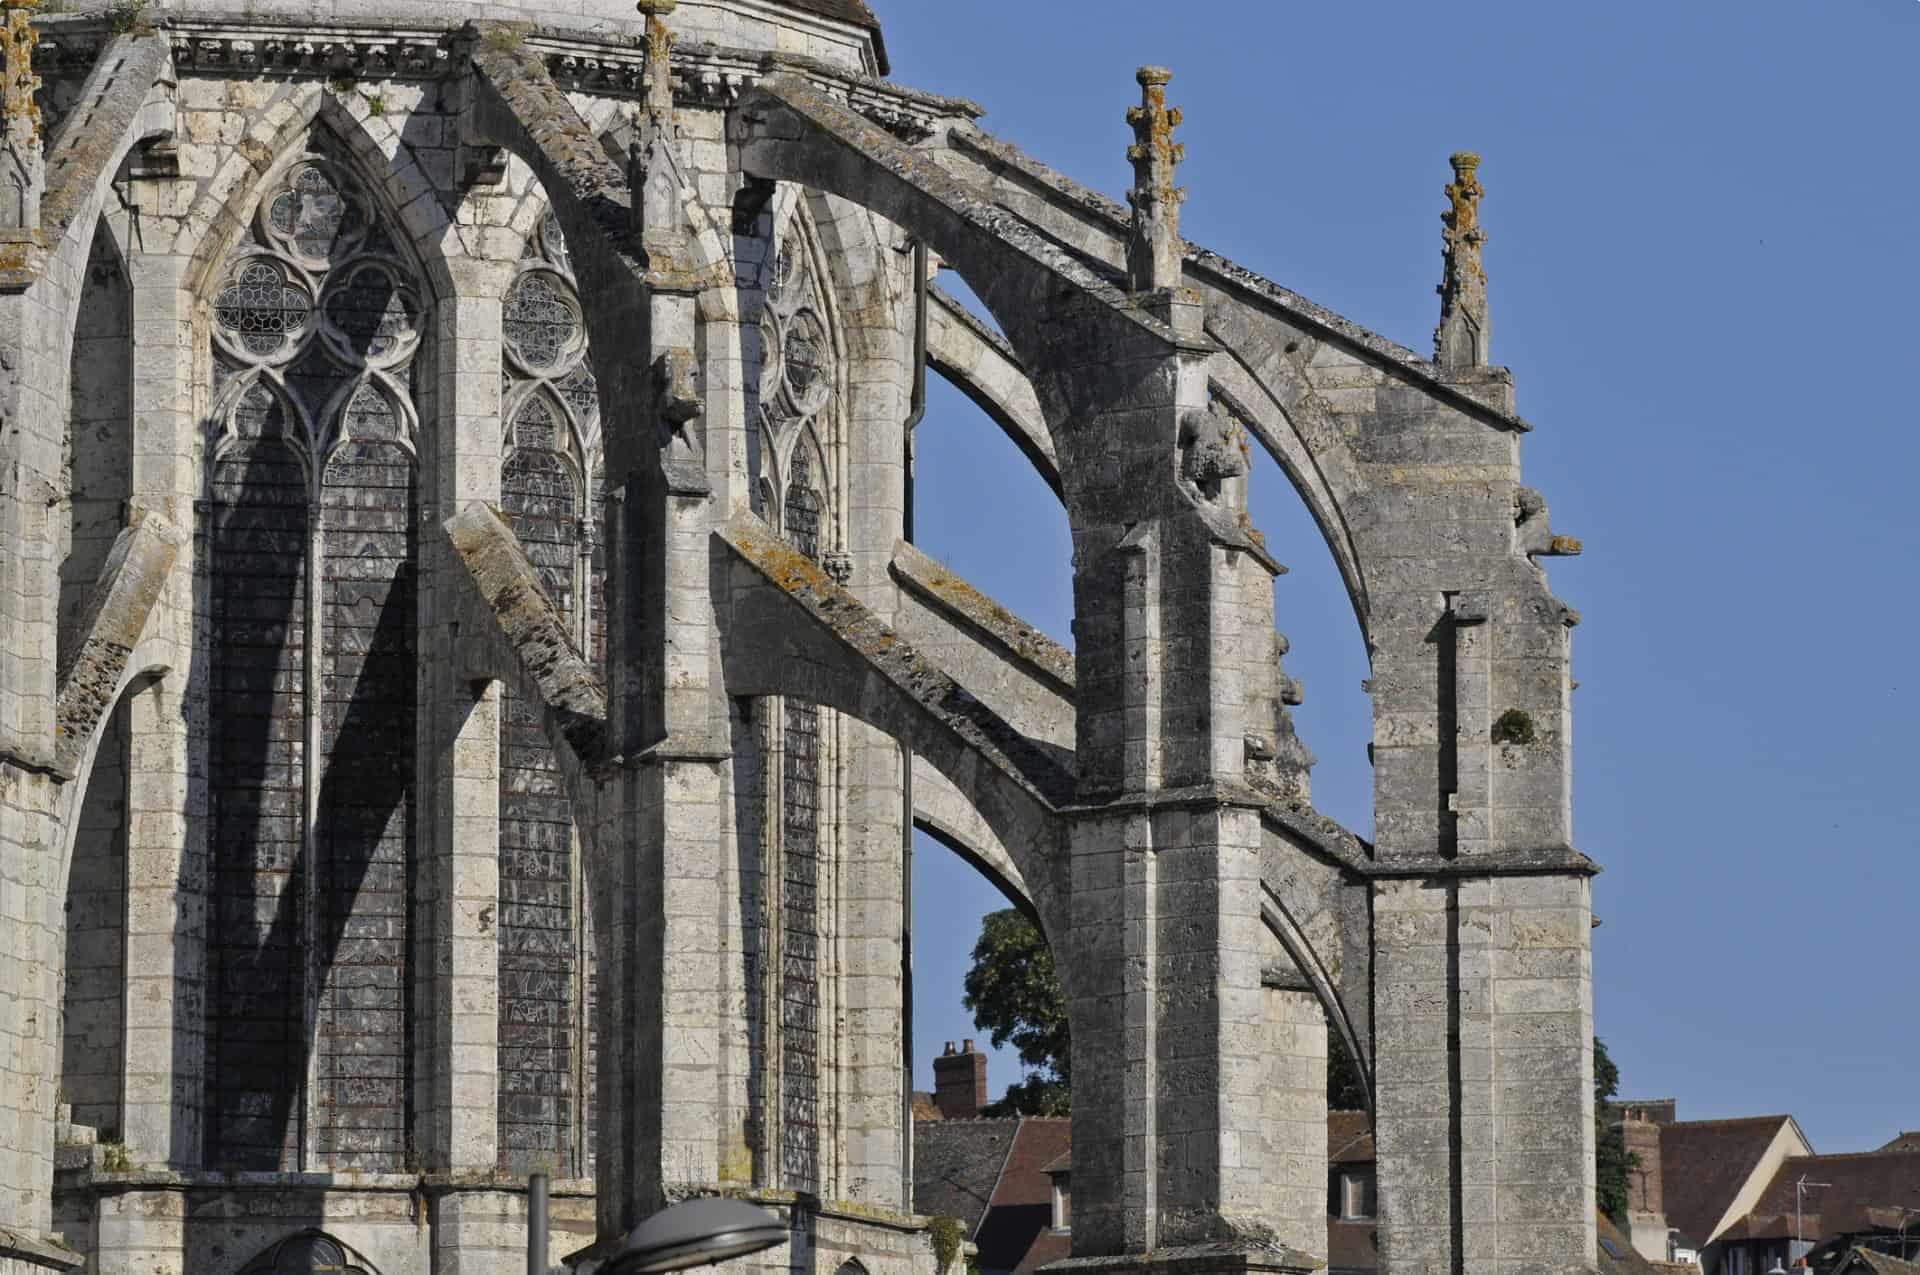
[1837,1249,1920,1275]
[1660,1116,1802,1246]
[1725,1151,1920,1242]
[975,1118,1071,1274]
[1330,1110,1374,1165]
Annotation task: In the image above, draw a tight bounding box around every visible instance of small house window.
[1052,1173,1072,1231]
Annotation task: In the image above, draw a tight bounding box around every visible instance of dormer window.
[1051,1170,1072,1232]
[1340,1168,1377,1221]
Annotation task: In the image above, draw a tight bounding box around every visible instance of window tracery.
[756,197,840,545]
[209,149,423,465]
[753,193,844,1197]
[201,136,426,1174]
[496,205,604,1177]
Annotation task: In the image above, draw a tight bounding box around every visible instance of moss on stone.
[1491,707,1535,746]
[928,1215,963,1272]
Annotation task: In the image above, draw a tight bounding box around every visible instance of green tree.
[1328,1034,1369,1111]
[962,909,1070,1115]
[1595,1036,1636,1224]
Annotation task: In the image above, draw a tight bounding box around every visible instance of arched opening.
[58,223,133,665]
[913,280,1071,648]
[906,275,1069,1116]
[60,690,130,1143]
[909,828,1043,1115]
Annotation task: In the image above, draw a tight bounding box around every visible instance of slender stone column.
[421,258,514,1172]
[115,223,204,1169]
[826,203,911,1209]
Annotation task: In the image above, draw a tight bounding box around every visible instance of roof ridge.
[1667,1115,1795,1129]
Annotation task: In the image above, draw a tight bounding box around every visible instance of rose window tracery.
[215,260,313,359]
[322,265,421,365]
[209,150,423,462]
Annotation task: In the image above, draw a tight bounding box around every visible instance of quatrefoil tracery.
[209,144,425,475]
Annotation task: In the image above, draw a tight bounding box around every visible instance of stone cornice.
[33,13,979,142]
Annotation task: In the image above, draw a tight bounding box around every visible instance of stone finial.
[630,0,695,265]
[1125,65,1185,293]
[1434,150,1487,369]
[637,0,677,137]
[0,0,43,233]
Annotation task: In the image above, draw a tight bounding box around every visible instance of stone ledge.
[0,1227,83,1274]
[1040,1242,1322,1275]
[58,1169,602,1197]
[890,538,1076,698]
[1363,845,1600,879]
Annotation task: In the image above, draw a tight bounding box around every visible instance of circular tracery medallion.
[215,260,313,359]
[504,270,583,374]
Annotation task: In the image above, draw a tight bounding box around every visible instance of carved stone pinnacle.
[1125,65,1185,293]
[1435,149,1489,369]
[0,0,44,232]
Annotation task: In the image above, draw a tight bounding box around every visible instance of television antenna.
[1795,1176,1832,1264]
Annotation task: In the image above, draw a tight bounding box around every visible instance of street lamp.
[602,1196,792,1275]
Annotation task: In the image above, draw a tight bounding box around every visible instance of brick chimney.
[933,1040,987,1120]
[1622,1112,1663,1218]
[1617,1107,1669,1261]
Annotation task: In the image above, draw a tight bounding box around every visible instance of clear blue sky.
[888,0,1920,1151]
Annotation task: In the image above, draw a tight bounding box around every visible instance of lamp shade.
[603,1197,790,1275]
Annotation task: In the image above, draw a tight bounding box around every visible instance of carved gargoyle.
[1513,485,1582,560]
[1178,404,1246,503]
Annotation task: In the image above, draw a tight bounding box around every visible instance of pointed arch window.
[495,208,604,1177]
[201,135,427,1174]
[752,192,845,1196]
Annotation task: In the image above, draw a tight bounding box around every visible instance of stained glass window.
[267,163,365,263]
[238,1231,374,1275]
[557,364,598,424]
[323,267,418,362]
[340,383,397,444]
[504,272,577,373]
[204,133,423,1176]
[215,262,312,358]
